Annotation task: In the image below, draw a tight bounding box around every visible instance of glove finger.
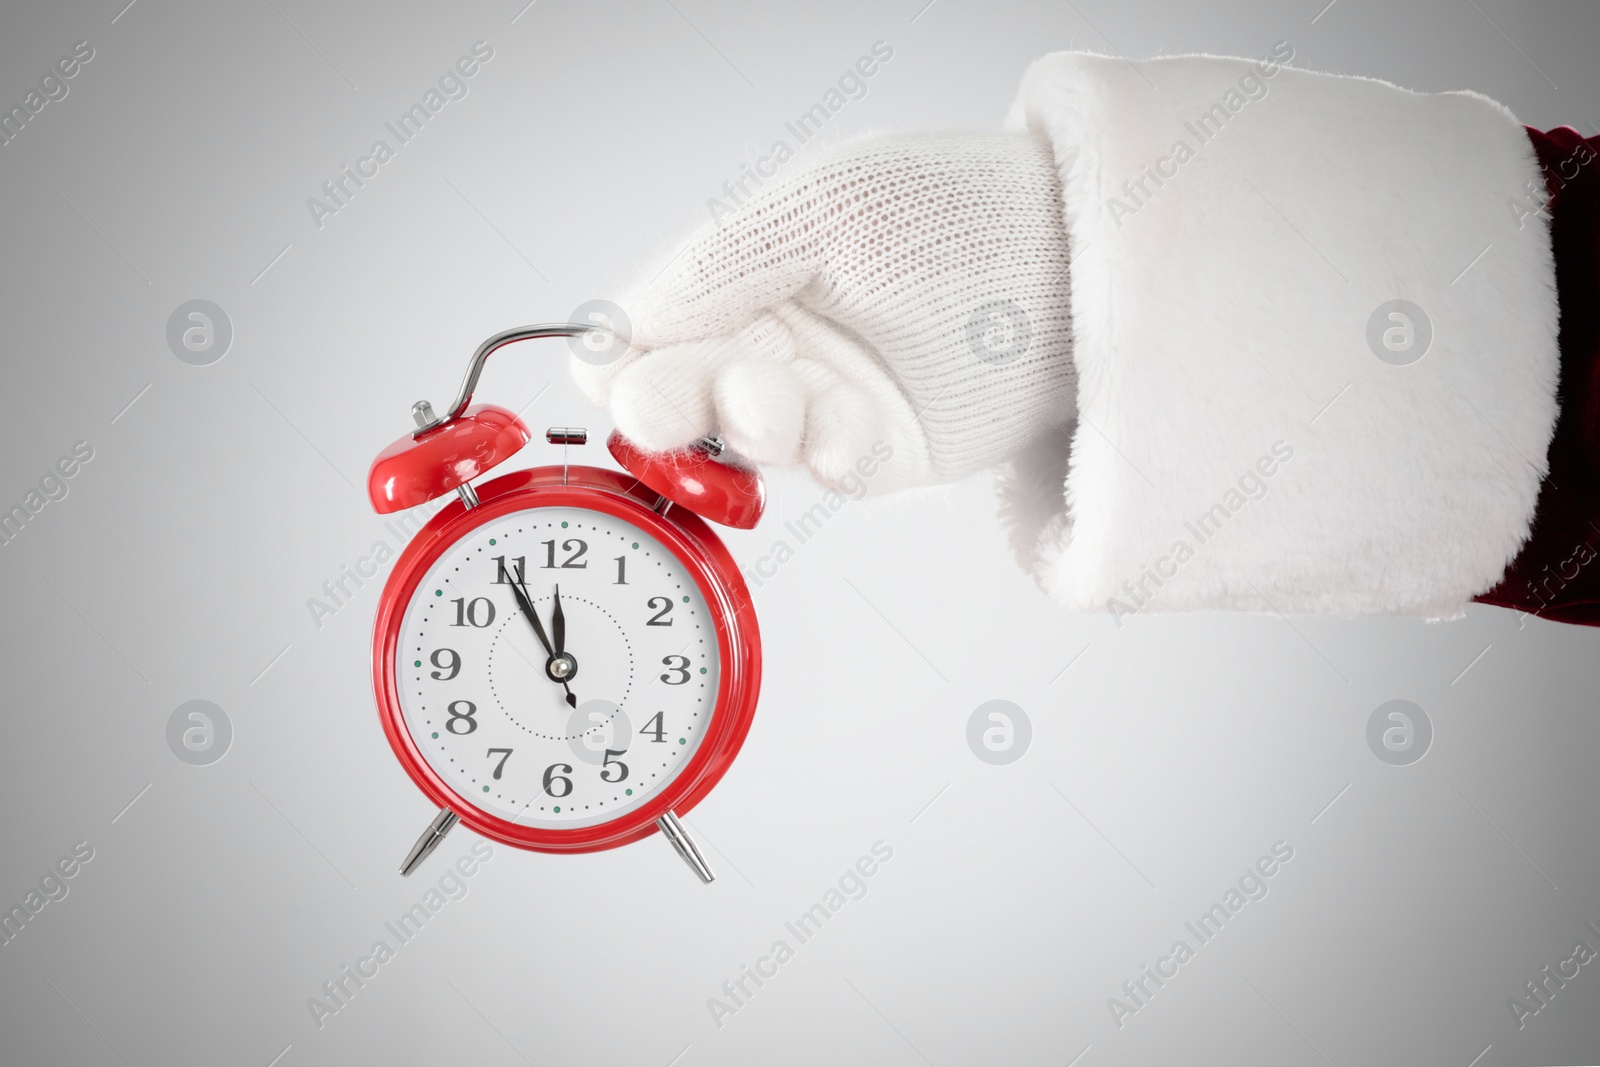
[711,312,808,465]
[608,341,725,451]
[767,304,934,491]
[792,359,931,494]
[716,358,808,466]
[611,311,814,457]
[570,338,647,410]
[805,377,887,488]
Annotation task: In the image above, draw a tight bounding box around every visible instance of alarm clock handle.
[415,323,593,433]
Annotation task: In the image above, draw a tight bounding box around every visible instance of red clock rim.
[372,465,761,853]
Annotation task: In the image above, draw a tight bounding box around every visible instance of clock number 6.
[542,763,574,798]
[600,749,629,783]
[486,748,512,779]
[660,655,690,685]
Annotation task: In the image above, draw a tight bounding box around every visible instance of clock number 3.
[660,655,691,685]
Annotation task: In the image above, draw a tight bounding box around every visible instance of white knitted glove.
[572,132,1077,493]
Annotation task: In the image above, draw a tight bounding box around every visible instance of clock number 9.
[446,700,478,735]
[660,655,690,685]
[543,763,574,798]
[430,649,460,681]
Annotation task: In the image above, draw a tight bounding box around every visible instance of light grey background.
[2,1,1598,1065]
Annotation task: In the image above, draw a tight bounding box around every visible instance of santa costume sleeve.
[995,46,1600,624]
[1472,125,1600,623]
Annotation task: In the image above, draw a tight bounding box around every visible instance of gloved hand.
[571,132,1078,493]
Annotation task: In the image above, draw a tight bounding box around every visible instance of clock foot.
[400,808,459,876]
[657,810,715,884]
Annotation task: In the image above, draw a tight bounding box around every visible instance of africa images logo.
[1106,840,1295,1029]
[1104,40,1294,229]
[305,41,495,230]
[0,39,95,148]
[705,841,895,1028]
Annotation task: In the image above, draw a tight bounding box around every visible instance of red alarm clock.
[367,325,764,883]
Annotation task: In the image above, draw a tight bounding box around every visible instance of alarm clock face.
[394,505,721,829]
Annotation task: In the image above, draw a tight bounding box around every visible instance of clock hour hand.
[508,564,577,708]
[552,583,567,658]
[548,582,579,709]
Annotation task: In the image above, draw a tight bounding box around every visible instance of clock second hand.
[508,563,577,708]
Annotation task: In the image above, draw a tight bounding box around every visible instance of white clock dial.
[396,506,721,828]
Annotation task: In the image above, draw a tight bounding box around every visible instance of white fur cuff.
[1002,49,1559,619]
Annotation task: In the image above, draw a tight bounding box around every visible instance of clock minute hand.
[508,564,555,658]
[509,565,578,709]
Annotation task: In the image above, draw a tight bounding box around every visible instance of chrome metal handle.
[415,323,592,433]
